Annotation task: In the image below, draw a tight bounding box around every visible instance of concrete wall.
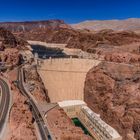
[38,58,100,102]
[58,101,122,140]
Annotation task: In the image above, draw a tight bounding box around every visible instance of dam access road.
[18,67,51,140]
[0,78,10,137]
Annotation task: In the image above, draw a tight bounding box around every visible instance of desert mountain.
[0,27,28,49]
[0,27,28,66]
[0,20,71,32]
[0,19,139,140]
[85,62,140,140]
[71,18,140,32]
[15,27,140,64]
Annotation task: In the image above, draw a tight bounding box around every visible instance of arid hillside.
[0,20,71,32]
[71,18,140,31]
[1,20,139,140]
[84,62,140,140]
[0,27,28,49]
[15,28,140,64]
[0,27,28,66]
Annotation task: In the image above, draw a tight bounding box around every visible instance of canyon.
[85,62,140,140]
[0,19,139,140]
[0,27,29,68]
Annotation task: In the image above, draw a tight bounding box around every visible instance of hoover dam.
[38,58,100,102]
[29,41,101,103]
[28,42,122,140]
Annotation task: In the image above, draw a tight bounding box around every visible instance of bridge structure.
[58,100,122,140]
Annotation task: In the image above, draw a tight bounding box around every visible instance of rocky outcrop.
[84,62,140,140]
[17,28,140,64]
[1,20,140,140]
[2,20,138,64]
[47,107,92,140]
[0,27,28,49]
[16,28,140,46]
[0,48,20,66]
[24,66,50,103]
[0,27,28,67]
[7,69,37,140]
[0,20,71,32]
[1,20,140,65]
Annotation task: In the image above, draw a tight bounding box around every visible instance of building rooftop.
[58,100,86,107]
[58,100,121,139]
[82,106,121,139]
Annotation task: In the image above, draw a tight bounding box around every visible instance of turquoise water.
[72,118,91,136]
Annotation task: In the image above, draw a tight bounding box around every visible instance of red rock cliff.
[84,62,140,140]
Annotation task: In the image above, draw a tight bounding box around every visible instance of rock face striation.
[17,27,140,64]
[7,24,140,63]
[24,66,50,103]
[1,19,140,140]
[2,20,140,65]
[84,62,140,140]
[0,27,28,67]
[0,20,71,32]
[0,27,28,49]
[7,69,37,140]
[47,106,92,140]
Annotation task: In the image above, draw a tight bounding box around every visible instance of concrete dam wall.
[38,58,100,103]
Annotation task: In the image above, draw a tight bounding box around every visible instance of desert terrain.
[0,19,139,140]
[0,27,97,140]
[5,63,37,140]
[85,62,140,140]
[71,18,140,32]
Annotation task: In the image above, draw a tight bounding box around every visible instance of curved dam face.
[38,58,100,103]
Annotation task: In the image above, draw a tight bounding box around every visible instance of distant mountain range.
[0,20,71,32]
[71,18,140,32]
[1,18,140,33]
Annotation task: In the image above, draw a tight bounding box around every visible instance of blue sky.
[0,0,140,23]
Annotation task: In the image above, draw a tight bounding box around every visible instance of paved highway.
[0,78,10,133]
[18,67,51,140]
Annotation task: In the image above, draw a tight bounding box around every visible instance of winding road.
[0,78,10,133]
[18,67,51,140]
